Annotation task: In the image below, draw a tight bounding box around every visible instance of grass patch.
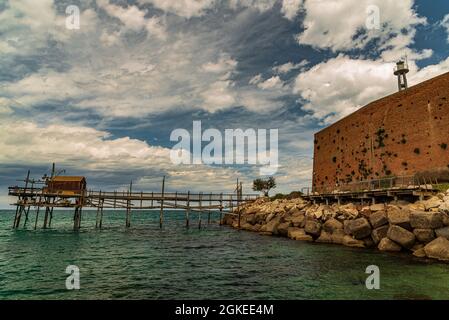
[435,183,449,192]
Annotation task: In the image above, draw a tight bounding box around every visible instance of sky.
[1,0,449,207]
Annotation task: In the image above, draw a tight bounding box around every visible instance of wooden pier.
[8,169,258,231]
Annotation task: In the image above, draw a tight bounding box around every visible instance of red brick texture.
[312,72,449,192]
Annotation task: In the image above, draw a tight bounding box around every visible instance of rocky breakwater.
[222,191,449,262]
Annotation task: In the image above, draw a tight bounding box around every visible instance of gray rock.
[288,227,313,241]
[387,207,411,230]
[342,235,365,248]
[369,210,388,228]
[423,237,449,261]
[277,221,291,236]
[435,226,449,240]
[346,218,372,239]
[413,229,435,243]
[323,218,343,233]
[370,203,385,212]
[378,238,402,252]
[265,216,281,234]
[290,214,305,228]
[410,211,444,229]
[413,248,426,258]
[304,219,321,236]
[387,225,415,249]
[316,231,333,243]
[331,229,346,244]
[371,225,389,244]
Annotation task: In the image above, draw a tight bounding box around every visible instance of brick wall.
[312,72,449,191]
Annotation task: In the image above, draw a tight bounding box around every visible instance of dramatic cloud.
[293,55,449,124]
[296,0,426,54]
[280,0,303,20]
[441,14,449,43]
[272,60,308,74]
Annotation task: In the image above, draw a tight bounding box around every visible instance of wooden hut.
[45,176,87,195]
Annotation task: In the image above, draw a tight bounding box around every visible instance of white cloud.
[138,0,216,18]
[201,56,238,74]
[228,0,277,13]
[0,0,98,53]
[440,14,449,43]
[293,54,449,124]
[257,76,284,90]
[200,80,237,112]
[249,74,263,85]
[98,0,167,39]
[272,60,308,74]
[293,55,397,124]
[281,0,303,20]
[296,0,426,53]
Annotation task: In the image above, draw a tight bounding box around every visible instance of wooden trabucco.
[9,175,259,231]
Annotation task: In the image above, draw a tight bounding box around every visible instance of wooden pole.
[160,176,165,229]
[186,191,190,228]
[126,181,132,228]
[43,197,50,229]
[198,192,202,229]
[99,199,104,229]
[34,197,41,230]
[208,193,212,224]
[96,191,102,228]
[219,192,223,225]
[23,205,31,228]
[48,197,55,228]
[140,191,143,209]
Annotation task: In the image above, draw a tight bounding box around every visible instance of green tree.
[252,177,276,197]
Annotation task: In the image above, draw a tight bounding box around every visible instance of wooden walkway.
[8,176,259,231]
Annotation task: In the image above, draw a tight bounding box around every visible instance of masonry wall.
[312,72,449,192]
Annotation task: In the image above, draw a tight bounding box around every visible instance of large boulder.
[410,211,444,229]
[316,231,333,243]
[370,203,385,212]
[346,218,372,239]
[369,210,388,228]
[423,197,443,210]
[290,213,305,228]
[413,229,435,243]
[265,216,281,234]
[288,227,313,241]
[413,248,427,258]
[245,214,257,225]
[323,218,343,233]
[387,207,411,230]
[435,226,449,240]
[442,213,449,226]
[277,221,292,236]
[423,237,449,261]
[371,225,389,244]
[342,235,365,248]
[304,219,321,236]
[378,238,402,252]
[339,204,359,219]
[331,229,346,244]
[387,225,415,249]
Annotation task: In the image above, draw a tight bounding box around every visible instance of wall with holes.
[312,72,449,191]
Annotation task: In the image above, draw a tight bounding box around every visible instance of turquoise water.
[1,209,449,300]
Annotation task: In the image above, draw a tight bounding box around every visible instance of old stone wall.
[313,72,449,191]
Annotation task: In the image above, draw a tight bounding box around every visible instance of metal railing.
[309,175,440,195]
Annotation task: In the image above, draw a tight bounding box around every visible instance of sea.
[1,209,449,300]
